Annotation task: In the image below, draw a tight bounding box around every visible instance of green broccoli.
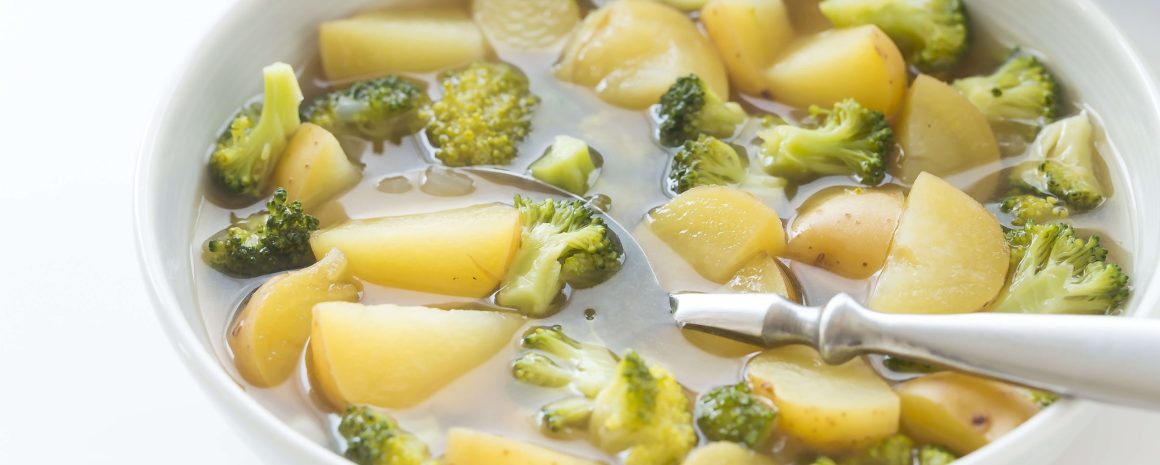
[694,382,778,449]
[809,459,839,465]
[529,135,598,195]
[1028,389,1060,408]
[657,0,708,11]
[756,99,892,185]
[916,445,958,465]
[202,187,319,277]
[301,75,429,149]
[668,135,787,194]
[513,325,619,398]
[819,0,967,72]
[862,434,915,465]
[989,223,1129,314]
[512,328,697,465]
[422,62,540,166]
[338,406,435,465]
[881,355,941,375]
[495,197,624,316]
[656,74,748,147]
[999,194,1070,225]
[1011,112,1105,210]
[209,62,304,200]
[952,53,1057,125]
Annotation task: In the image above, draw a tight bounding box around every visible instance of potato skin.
[896,372,1040,455]
[786,186,904,279]
[764,25,907,116]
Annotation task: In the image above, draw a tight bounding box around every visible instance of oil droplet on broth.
[420,165,477,197]
[377,175,413,193]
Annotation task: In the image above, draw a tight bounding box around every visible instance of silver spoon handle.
[671,292,1160,410]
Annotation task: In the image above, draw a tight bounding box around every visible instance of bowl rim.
[133,0,1160,463]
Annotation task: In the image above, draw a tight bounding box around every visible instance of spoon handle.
[669,292,1160,409]
[820,295,1160,409]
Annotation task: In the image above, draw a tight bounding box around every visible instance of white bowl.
[135,1,1160,464]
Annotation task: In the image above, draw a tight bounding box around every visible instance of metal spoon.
[465,167,1160,410]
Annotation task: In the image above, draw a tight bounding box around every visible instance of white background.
[0,0,1157,463]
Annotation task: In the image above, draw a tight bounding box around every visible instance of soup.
[190,0,1134,464]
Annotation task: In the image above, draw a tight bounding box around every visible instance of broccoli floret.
[989,223,1129,314]
[301,76,428,149]
[809,459,839,465]
[694,382,778,449]
[657,0,708,11]
[917,445,958,465]
[338,406,435,465]
[952,53,1057,124]
[529,135,598,195]
[863,434,915,465]
[515,325,620,398]
[656,74,748,147]
[756,99,891,185]
[820,0,967,72]
[209,62,304,200]
[669,135,745,193]
[495,197,624,316]
[512,328,697,465]
[422,62,540,166]
[202,187,319,277]
[999,194,1070,225]
[589,351,697,465]
[1028,389,1060,408]
[881,355,941,375]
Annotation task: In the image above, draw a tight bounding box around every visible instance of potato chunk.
[228,249,361,387]
[556,0,729,109]
[649,186,786,282]
[726,253,800,302]
[764,25,907,116]
[747,345,900,451]
[319,7,490,81]
[272,123,362,210]
[444,428,602,465]
[701,0,795,96]
[473,0,580,49]
[785,186,904,279]
[869,173,1008,313]
[893,75,1001,194]
[896,372,1039,455]
[310,203,520,297]
[310,303,524,409]
[682,442,774,465]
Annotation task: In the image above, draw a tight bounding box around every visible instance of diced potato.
[444,428,604,465]
[869,173,1008,313]
[472,0,580,49]
[310,204,521,297]
[228,249,361,387]
[310,303,524,409]
[764,25,907,116]
[649,186,786,282]
[747,345,900,451]
[681,442,775,465]
[272,123,362,210]
[725,253,800,302]
[556,0,729,109]
[701,0,796,96]
[893,75,1001,195]
[896,372,1039,455]
[319,7,490,81]
[785,186,904,279]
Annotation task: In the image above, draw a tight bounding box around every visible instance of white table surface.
[0,0,1157,463]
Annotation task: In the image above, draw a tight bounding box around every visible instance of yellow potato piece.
[681,442,775,465]
[473,0,580,49]
[319,7,490,81]
[893,75,1001,196]
[701,0,796,96]
[310,303,524,409]
[444,428,604,465]
[556,0,729,109]
[310,203,521,297]
[869,173,1008,313]
[896,372,1039,455]
[747,345,900,452]
[764,25,907,116]
[228,249,361,387]
[725,253,800,302]
[649,186,786,283]
[785,186,904,279]
[272,123,362,211]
